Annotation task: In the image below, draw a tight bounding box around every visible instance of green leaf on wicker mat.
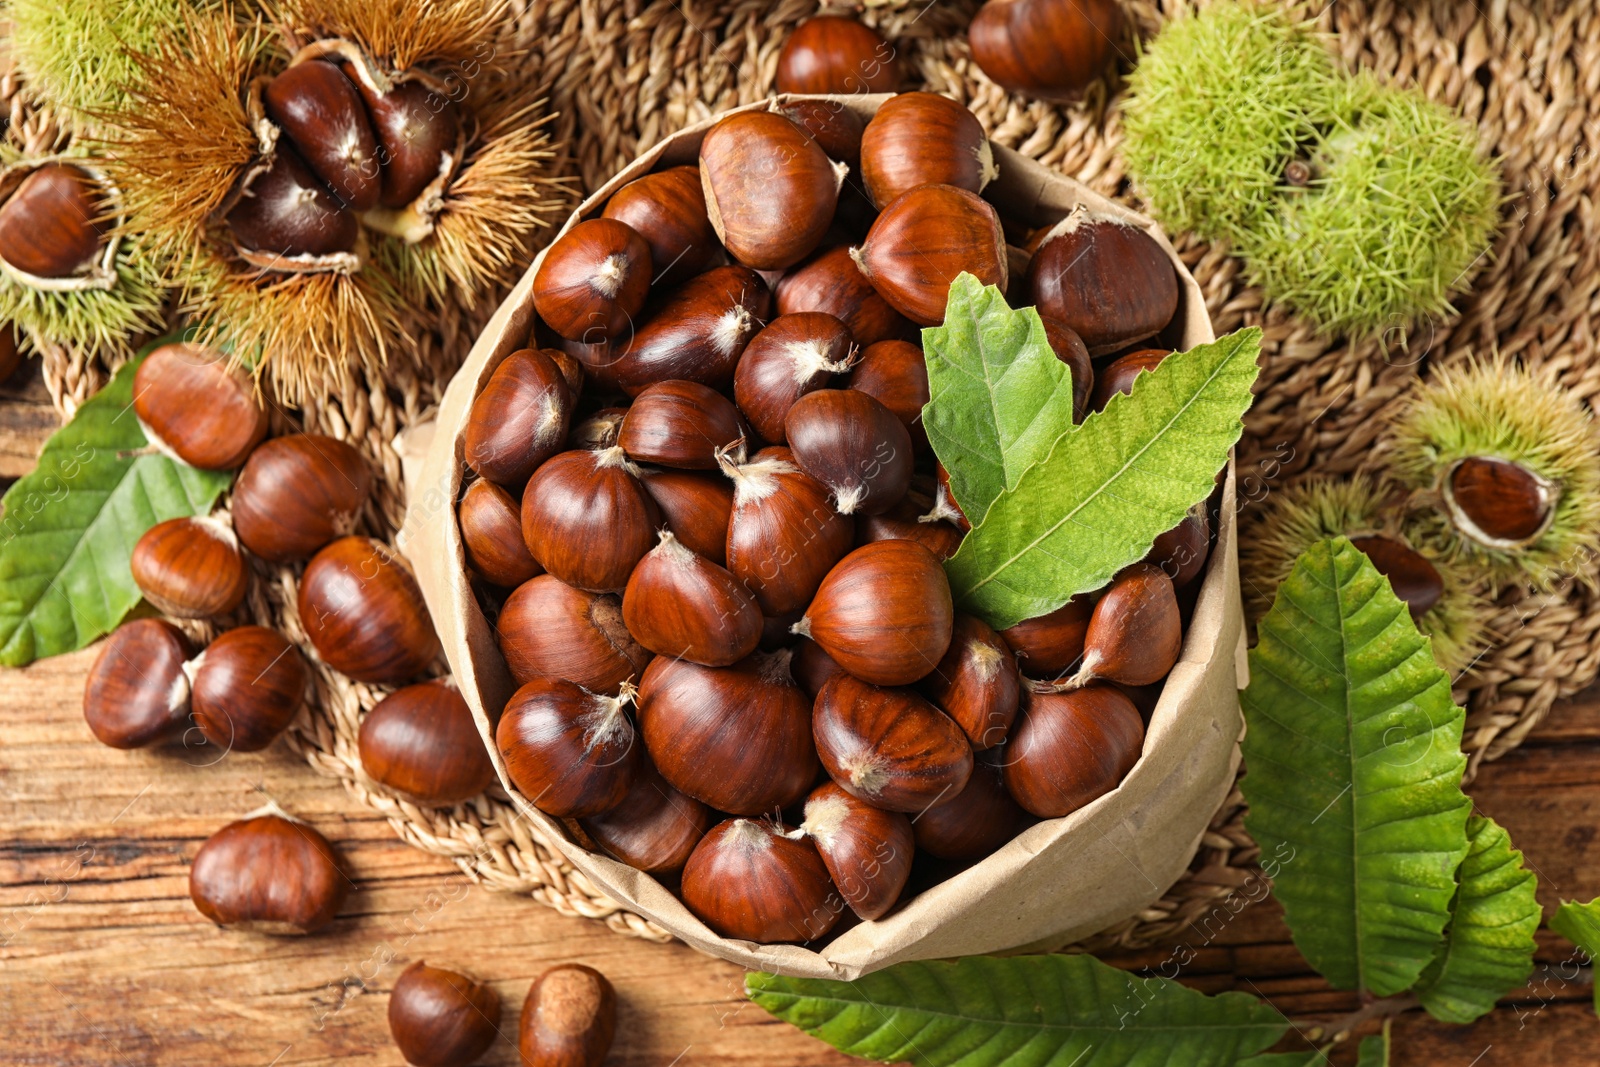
[943,326,1260,630]
[0,338,233,665]
[1240,536,1472,997]
[1413,815,1540,1024]
[745,953,1288,1067]
[921,273,1079,524]
[1549,898,1600,1014]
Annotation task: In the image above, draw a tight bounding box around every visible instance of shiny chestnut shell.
[1003,684,1144,818]
[388,960,500,1067]
[519,964,617,1067]
[232,434,372,563]
[859,93,996,208]
[797,781,914,921]
[968,0,1126,102]
[190,625,310,753]
[608,264,771,395]
[776,15,900,95]
[918,614,1021,750]
[640,469,734,565]
[0,163,105,277]
[914,750,1032,861]
[497,574,650,693]
[226,145,358,257]
[848,339,930,451]
[298,536,441,684]
[699,110,841,271]
[458,478,543,588]
[579,760,712,874]
[852,183,1008,326]
[785,388,914,516]
[463,348,574,486]
[1000,595,1093,678]
[602,165,721,287]
[520,446,660,593]
[622,530,762,667]
[358,680,494,805]
[496,677,640,818]
[779,100,868,170]
[1092,348,1169,411]
[132,342,268,471]
[1029,216,1179,354]
[857,496,965,561]
[722,448,855,617]
[618,379,746,469]
[797,539,955,687]
[189,813,349,934]
[532,218,653,342]
[733,312,856,444]
[83,619,192,750]
[813,671,974,812]
[130,516,249,619]
[1041,316,1094,422]
[1447,457,1556,546]
[777,244,911,347]
[1146,506,1211,589]
[1075,563,1181,687]
[1349,535,1445,619]
[681,818,841,943]
[263,59,381,212]
[354,80,462,210]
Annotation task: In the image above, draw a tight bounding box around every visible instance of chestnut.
[1349,535,1445,619]
[814,672,974,813]
[721,447,855,617]
[608,264,771,395]
[83,619,192,750]
[1041,316,1094,422]
[232,434,373,563]
[358,680,495,805]
[131,342,268,471]
[1070,564,1181,688]
[699,110,843,270]
[848,339,930,451]
[777,244,911,347]
[795,540,954,687]
[914,751,1032,860]
[532,218,653,342]
[1003,684,1144,818]
[0,163,105,278]
[189,812,349,934]
[601,165,721,287]
[778,100,868,169]
[792,637,847,699]
[388,961,500,1067]
[623,530,762,666]
[1091,348,1169,411]
[497,575,650,693]
[681,818,842,943]
[579,760,712,874]
[618,379,746,469]
[858,93,996,208]
[131,516,249,619]
[1028,214,1179,354]
[733,313,855,444]
[459,479,543,588]
[638,651,818,815]
[783,388,913,515]
[189,625,310,753]
[1000,595,1093,678]
[354,80,461,211]
[1145,506,1211,589]
[226,145,358,258]
[794,782,914,921]
[570,407,628,451]
[496,677,640,818]
[852,183,1009,326]
[298,536,442,685]
[968,0,1126,102]
[776,15,900,95]
[929,463,971,532]
[521,446,660,593]
[918,614,1021,750]
[640,469,734,565]
[520,964,616,1067]
[464,348,574,486]
[857,496,965,561]
[1446,456,1556,547]
[559,331,632,394]
[264,59,380,212]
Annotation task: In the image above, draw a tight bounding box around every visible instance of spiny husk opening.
[0,156,127,292]
[1239,474,1492,675]
[0,231,167,364]
[270,0,505,73]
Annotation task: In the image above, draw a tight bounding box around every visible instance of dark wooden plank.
[0,356,58,480]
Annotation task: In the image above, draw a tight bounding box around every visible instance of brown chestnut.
[189,625,309,753]
[929,463,971,532]
[464,348,574,486]
[1091,348,1169,411]
[299,536,441,685]
[131,516,249,619]
[638,651,818,816]
[1349,535,1445,618]
[0,163,105,278]
[132,342,268,471]
[849,339,930,451]
[776,15,900,95]
[1041,316,1094,422]
[794,781,913,921]
[785,388,913,515]
[1069,563,1181,688]
[459,479,543,588]
[226,145,358,257]
[497,574,650,693]
[700,110,843,270]
[640,469,734,565]
[778,100,868,169]
[1000,595,1093,678]
[968,0,1126,102]
[618,379,745,469]
[795,540,954,687]
[358,680,494,805]
[602,165,720,287]
[1145,506,1210,589]
[83,619,192,750]
[1029,214,1179,355]
[792,637,848,699]
[558,332,632,394]
[609,264,771,395]
[1003,684,1144,818]
[814,671,974,812]
[189,811,349,934]
[353,80,461,210]
[777,244,911,347]
[388,960,500,1067]
[570,407,628,451]
[520,964,616,1067]
[264,59,381,212]
[859,93,996,209]
[918,614,1020,750]
[852,184,1008,326]
[681,818,842,943]
[521,447,659,593]
[623,530,761,666]
[734,313,856,444]
[579,760,712,874]
[1445,456,1556,547]
[914,750,1032,860]
[232,434,372,563]
[533,218,653,342]
[857,495,965,561]
[496,677,640,818]
[721,447,854,617]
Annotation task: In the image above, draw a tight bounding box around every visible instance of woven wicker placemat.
[15,0,1600,951]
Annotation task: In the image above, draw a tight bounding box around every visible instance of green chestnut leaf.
[1549,897,1600,1015]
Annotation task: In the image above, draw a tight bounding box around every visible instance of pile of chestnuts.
[460,90,1209,945]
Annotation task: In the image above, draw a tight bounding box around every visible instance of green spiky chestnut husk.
[1388,355,1600,590]
[1240,474,1490,674]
